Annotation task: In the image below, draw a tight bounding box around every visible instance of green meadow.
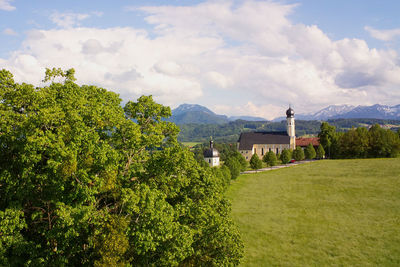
[227,159,400,266]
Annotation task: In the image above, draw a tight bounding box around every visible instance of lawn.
[227,158,400,266]
[181,141,202,147]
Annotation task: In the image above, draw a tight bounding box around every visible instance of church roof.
[203,148,219,158]
[286,107,295,118]
[203,140,219,158]
[296,137,320,147]
[238,132,290,150]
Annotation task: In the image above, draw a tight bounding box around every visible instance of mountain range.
[168,104,265,124]
[168,103,400,125]
[273,104,400,121]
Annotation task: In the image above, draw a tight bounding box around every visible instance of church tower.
[286,106,296,149]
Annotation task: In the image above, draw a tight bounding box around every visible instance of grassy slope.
[227,159,400,266]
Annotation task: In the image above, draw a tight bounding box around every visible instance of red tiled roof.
[296,137,320,147]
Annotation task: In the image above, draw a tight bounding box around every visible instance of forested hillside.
[178,118,400,142]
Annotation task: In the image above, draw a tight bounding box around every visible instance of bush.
[316,144,325,159]
[224,157,241,179]
[263,151,277,168]
[292,146,305,161]
[280,149,292,164]
[305,144,316,159]
[250,154,263,170]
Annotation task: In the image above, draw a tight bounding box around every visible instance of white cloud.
[3,28,17,36]
[1,1,400,117]
[0,0,15,11]
[50,11,90,28]
[213,102,282,120]
[365,26,400,41]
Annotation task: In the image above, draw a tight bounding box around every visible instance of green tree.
[249,153,263,171]
[0,69,243,266]
[304,143,316,160]
[224,157,241,179]
[263,151,277,168]
[316,144,325,159]
[318,122,337,158]
[292,146,305,161]
[368,124,400,158]
[280,149,292,165]
[338,127,369,158]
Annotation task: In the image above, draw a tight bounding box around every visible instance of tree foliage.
[304,143,316,160]
[280,149,292,165]
[263,151,277,168]
[249,153,262,170]
[317,122,400,159]
[316,144,325,159]
[292,146,305,161]
[224,157,241,179]
[0,69,243,266]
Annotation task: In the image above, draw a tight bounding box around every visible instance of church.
[238,107,296,160]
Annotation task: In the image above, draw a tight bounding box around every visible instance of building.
[238,107,296,160]
[296,137,320,150]
[203,139,220,167]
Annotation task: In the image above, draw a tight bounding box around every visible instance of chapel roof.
[238,131,290,150]
[203,140,219,158]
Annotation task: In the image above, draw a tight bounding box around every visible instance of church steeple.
[286,106,296,149]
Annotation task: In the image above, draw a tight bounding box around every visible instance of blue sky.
[1,0,400,119]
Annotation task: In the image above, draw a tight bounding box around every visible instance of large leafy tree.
[0,69,243,266]
[318,122,337,158]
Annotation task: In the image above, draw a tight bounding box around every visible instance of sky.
[1,0,400,119]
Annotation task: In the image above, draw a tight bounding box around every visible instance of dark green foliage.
[318,122,337,158]
[224,157,241,179]
[368,124,400,158]
[318,122,400,159]
[263,151,277,167]
[177,118,400,143]
[316,144,325,159]
[304,143,316,159]
[339,127,369,158]
[0,69,243,266]
[293,146,305,161]
[280,149,292,164]
[249,154,263,170]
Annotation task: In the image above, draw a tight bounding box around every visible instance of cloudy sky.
[1,0,400,119]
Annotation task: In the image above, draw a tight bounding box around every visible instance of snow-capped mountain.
[331,104,400,119]
[312,104,356,120]
[273,104,400,121]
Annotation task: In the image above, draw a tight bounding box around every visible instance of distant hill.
[228,116,266,121]
[168,104,267,124]
[273,104,400,121]
[178,118,400,143]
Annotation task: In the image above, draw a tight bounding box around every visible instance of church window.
[261,148,264,155]
[276,148,279,154]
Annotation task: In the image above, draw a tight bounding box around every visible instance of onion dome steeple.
[203,138,219,158]
[286,106,295,118]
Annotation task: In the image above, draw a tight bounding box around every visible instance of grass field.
[227,158,400,266]
[181,141,202,147]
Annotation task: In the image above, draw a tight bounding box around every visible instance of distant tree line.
[178,119,400,143]
[318,122,400,159]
